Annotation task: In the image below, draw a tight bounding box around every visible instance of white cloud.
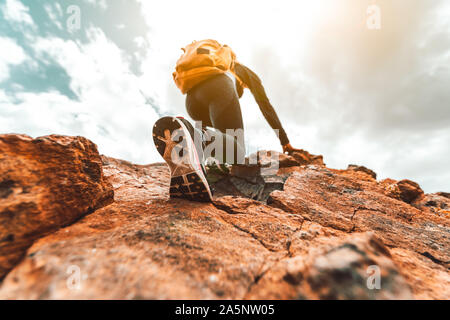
[0,90,9,103]
[1,0,34,25]
[0,37,27,82]
[1,28,160,164]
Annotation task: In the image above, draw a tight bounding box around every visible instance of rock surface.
[0,135,448,299]
[0,135,114,280]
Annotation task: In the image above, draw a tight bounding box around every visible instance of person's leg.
[186,93,213,128]
[184,92,212,164]
[208,92,245,165]
[188,74,246,165]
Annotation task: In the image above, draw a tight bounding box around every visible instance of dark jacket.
[233,62,289,146]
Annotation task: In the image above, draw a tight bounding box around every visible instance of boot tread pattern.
[152,116,212,202]
[170,173,211,202]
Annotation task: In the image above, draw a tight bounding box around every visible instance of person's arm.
[233,62,290,146]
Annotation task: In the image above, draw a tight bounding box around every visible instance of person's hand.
[282,143,302,155]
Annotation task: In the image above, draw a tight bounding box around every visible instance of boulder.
[0,135,114,280]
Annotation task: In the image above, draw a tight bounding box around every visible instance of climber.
[152,39,301,202]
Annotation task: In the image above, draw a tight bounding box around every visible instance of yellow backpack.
[173,39,241,94]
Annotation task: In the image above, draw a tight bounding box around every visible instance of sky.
[0,0,449,193]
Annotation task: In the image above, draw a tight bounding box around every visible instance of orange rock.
[380,178,425,204]
[0,135,448,299]
[0,135,114,280]
[346,164,377,180]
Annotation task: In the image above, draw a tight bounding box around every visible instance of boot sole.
[152,116,212,202]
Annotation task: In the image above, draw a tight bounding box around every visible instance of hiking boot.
[152,116,212,202]
[175,117,208,177]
